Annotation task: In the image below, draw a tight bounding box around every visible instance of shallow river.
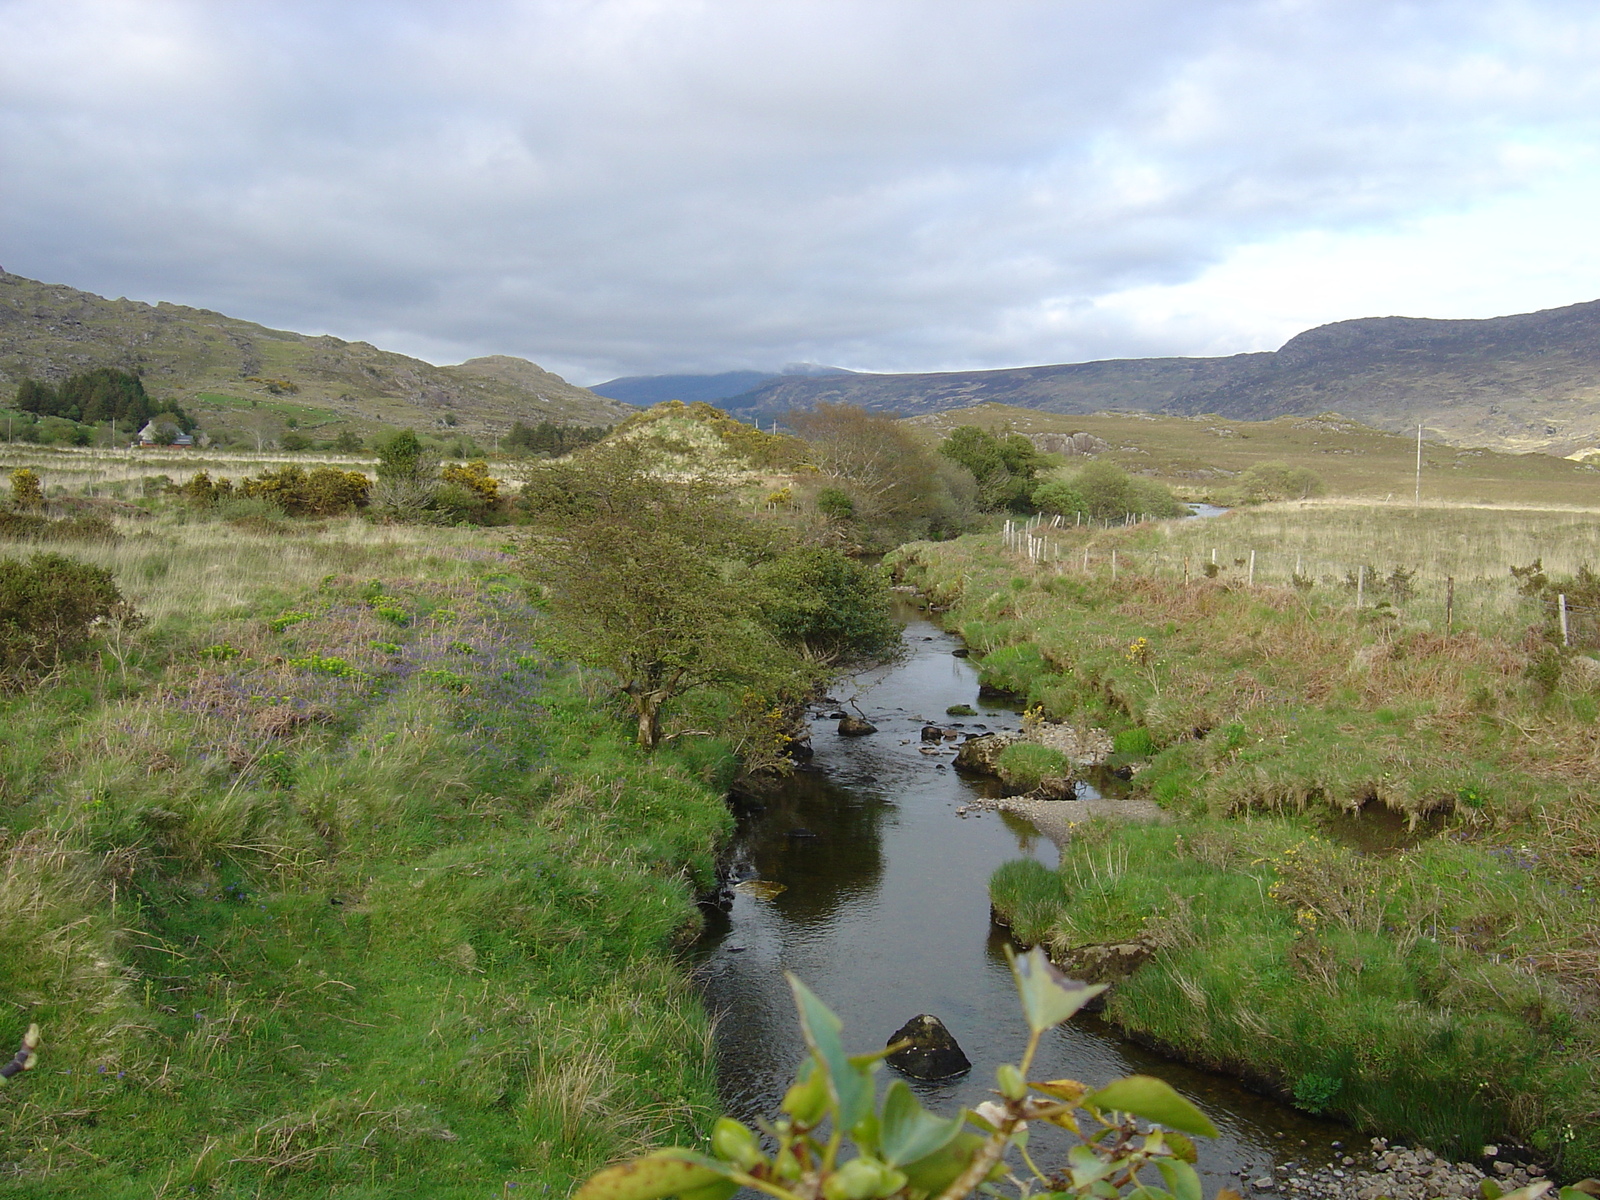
[693,608,1350,1193]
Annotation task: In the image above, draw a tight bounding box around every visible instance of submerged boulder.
[886,1014,971,1080]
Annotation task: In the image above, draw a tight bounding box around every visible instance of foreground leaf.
[1007,946,1105,1034]
[789,973,875,1129]
[574,1149,730,1200]
[1082,1076,1219,1138]
[879,1081,964,1168]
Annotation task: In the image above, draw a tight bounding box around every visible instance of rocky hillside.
[0,270,631,437]
[729,300,1600,455]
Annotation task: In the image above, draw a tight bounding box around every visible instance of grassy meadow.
[911,404,1600,506]
[0,506,734,1196]
[891,498,1600,1175]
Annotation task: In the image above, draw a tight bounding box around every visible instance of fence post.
[1111,550,1118,582]
[1248,550,1256,587]
[1356,564,1365,611]
[1446,576,1454,632]
[1560,593,1570,647]
[1183,555,1190,587]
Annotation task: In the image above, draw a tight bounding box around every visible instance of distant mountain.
[0,271,632,436]
[726,301,1600,455]
[592,363,855,407]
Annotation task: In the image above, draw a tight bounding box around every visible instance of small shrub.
[10,468,44,510]
[0,552,127,685]
[373,604,410,627]
[1292,1072,1341,1114]
[200,643,240,661]
[816,486,855,521]
[269,610,311,632]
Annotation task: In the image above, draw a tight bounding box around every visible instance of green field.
[892,503,1600,1175]
[911,404,1600,506]
[0,514,732,1196]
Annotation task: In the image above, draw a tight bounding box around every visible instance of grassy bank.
[0,515,732,1195]
[890,509,1600,1175]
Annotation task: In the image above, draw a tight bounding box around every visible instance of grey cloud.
[3,0,1599,381]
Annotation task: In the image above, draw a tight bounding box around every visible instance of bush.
[0,510,118,544]
[10,468,43,510]
[239,466,370,516]
[0,552,127,685]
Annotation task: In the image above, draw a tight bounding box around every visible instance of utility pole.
[1414,424,1423,509]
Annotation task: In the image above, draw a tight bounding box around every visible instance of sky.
[4,0,1600,386]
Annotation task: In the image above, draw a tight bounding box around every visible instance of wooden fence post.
[1248,550,1256,587]
[1356,564,1365,611]
[1446,576,1454,632]
[1560,593,1570,647]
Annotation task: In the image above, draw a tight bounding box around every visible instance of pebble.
[1244,1138,1550,1200]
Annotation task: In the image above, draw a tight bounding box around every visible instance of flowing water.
[693,608,1349,1194]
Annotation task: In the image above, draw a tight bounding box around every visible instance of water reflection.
[693,612,1346,1193]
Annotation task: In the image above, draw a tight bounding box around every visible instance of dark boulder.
[920,725,944,742]
[838,715,878,736]
[886,1014,971,1080]
[951,647,970,658]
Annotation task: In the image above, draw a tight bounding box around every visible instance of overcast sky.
[4,0,1600,385]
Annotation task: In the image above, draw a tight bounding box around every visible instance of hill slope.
[0,271,631,438]
[728,300,1600,455]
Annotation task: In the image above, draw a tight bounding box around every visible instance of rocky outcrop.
[885,1014,971,1080]
[954,732,1016,774]
[1056,938,1157,985]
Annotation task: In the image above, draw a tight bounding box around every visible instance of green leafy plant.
[1291,1073,1340,1115]
[575,946,1223,1200]
[268,610,312,632]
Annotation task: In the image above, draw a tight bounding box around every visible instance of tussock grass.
[0,518,731,1195]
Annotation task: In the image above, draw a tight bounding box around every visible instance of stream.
[692,606,1349,1195]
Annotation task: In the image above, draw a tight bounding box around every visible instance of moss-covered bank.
[891,529,1600,1177]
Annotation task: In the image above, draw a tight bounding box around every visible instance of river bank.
[888,528,1600,1179]
[693,607,1401,1199]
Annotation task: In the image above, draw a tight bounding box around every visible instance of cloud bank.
[3,0,1599,382]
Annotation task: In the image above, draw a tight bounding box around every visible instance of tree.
[938,425,1046,512]
[520,445,800,749]
[1071,461,1185,522]
[754,546,901,666]
[372,429,438,518]
[1236,461,1324,502]
[787,404,978,542]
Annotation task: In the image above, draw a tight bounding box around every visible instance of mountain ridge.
[0,271,631,436]
[724,300,1600,455]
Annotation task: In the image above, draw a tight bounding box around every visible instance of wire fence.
[996,515,1599,650]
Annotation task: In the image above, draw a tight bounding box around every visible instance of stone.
[920,725,944,742]
[838,715,877,736]
[885,1014,971,1080]
[954,731,1017,775]
[1056,938,1156,985]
